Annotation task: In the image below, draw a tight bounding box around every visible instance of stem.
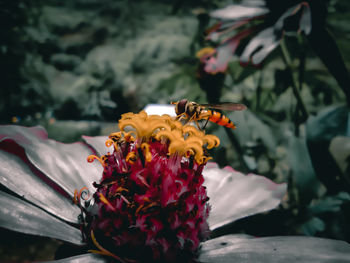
[255,69,263,111]
[297,35,306,93]
[280,39,309,122]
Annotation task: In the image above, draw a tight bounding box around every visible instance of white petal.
[0,190,82,245]
[0,125,101,196]
[43,254,107,263]
[203,163,286,230]
[210,5,269,20]
[0,149,80,223]
[82,135,109,157]
[200,234,350,262]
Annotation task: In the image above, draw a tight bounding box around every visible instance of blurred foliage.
[197,0,350,245]
[0,0,52,122]
[1,0,350,261]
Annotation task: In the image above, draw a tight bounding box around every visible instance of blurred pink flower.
[202,0,312,72]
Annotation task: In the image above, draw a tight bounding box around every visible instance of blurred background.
[1,0,350,261]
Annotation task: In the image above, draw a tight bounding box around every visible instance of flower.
[201,0,313,72]
[0,110,350,262]
[81,111,220,262]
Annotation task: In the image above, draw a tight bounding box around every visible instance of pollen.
[118,111,171,141]
[196,47,216,59]
[116,111,219,165]
[155,123,220,164]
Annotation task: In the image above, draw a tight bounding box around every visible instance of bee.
[171,99,246,129]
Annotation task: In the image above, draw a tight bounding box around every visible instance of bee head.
[174,99,188,115]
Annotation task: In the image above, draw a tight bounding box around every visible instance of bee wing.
[200,102,247,111]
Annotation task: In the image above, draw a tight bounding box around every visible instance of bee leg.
[195,120,203,130]
[175,113,186,121]
[202,117,210,130]
[188,114,196,122]
[185,114,199,127]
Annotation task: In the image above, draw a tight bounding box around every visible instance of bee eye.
[177,99,187,114]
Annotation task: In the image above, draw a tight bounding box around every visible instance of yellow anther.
[142,197,151,202]
[103,111,220,166]
[196,47,216,59]
[87,155,106,167]
[89,230,127,263]
[73,189,79,204]
[141,143,152,163]
[157,127,208,164]
[135,204,145,216]
[79,187,90,201]
[116,187,129,193]
[203,134,220,149]
[118,111,171,140]
[126,152,137,164]
[99,193,116,212]
[101,155,109,163]
[105,139,114,148]
[123,131,135,142]
[73,187,90,204]
[182,125,203,137]
[109,132,122,141]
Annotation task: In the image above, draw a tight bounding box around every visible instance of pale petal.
[82,135,109,157]
[43,254,107,263]
[210,5,268,20]
[143,104,176,116]
[0,190,82,245]
[199,234,350,262]
[0,149,80,223]
[203,163,286,230]
[240,27,280,65]
[0,125,102,196]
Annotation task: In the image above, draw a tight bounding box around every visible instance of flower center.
[78,111,219,262]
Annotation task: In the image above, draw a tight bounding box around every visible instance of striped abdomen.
[207,110,236,129]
